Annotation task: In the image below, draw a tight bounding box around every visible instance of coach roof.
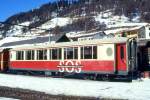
[10,37,129,51]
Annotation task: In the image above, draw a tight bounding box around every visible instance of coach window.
[68,48,73,59]
[52,49,57,60]
[84,46,92,59]
[58,48,61,59]
[81,46,92,59]
[37,49,47,60]
[120,46,124,59]
[81,46,97,59]
[64,48,73,59]
[49,49,51,60]
[16,51,24,60]
[74,47,78,59]
[26,50,34,60]
[93,46,97,59]
[81,47,84,59]
[52,48,61,60]
[64,47,78,59]
[44,50,47,60]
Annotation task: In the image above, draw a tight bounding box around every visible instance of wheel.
[101,75,109,81]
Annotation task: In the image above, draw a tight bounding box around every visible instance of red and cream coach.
[9,37,137,79]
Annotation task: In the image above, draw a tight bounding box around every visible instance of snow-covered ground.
[0,74,149,100]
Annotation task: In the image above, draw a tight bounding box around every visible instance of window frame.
[80,45,97,60]
[16,51,24,60]
[25,50,35,60]
[50,48,62,60]
[36,49,47,60]
[64,47,78,60]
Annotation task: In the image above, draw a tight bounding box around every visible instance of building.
[115,26,145,38]
[105,23,148,39]
[144,24,150,39]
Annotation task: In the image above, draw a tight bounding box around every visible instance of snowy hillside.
[6,22,31,37]
[1,0,150,38]
[0,0,150,46]
[3,11,144,38]
[0,74,149,100]
[40,17,72,29]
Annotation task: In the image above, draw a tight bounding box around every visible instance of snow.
[19,22,31,26]
[132,16,141,22]
[0,74,150,100]
[24,17,72,35]
[40,17,71,29]
[0,97,19,100]
[94,10,146,30]
[66,31,84,38]
[6,22,31,37]
[95,11,129,27]
[68,12,146,37]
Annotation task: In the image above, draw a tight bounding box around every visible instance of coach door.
[116,43,127,75]
[0,51,2,71]
[0,49,10,72]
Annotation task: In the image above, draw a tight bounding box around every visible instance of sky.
[0,0,56,21]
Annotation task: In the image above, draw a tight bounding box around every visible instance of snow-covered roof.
[0,97,19,100]
[0,37,33,46]
[104,26,143,35]
[67,31,105,38]
[0,34,69,48]
[107,22,148,28]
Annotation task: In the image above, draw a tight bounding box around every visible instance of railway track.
[0,86,127,100]
[0,86,98,100]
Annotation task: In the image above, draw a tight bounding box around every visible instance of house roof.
[0,34,69,48]
[104,26,144,35]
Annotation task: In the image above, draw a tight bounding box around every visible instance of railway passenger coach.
[9,37,137,79]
